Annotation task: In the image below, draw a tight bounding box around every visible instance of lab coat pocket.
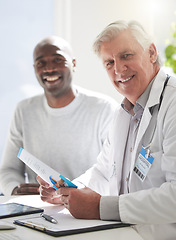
[146,150,165,187]
[110,161,117,178]
[109,161,119,195]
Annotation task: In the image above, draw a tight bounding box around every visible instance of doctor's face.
[100,30,158,105]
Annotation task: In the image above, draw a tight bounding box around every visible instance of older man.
[38,21,176,240]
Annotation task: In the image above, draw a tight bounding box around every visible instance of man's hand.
[37,176,63,205]
[12,183,40,195]
[58,187,101,219]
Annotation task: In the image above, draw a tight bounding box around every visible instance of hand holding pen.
[49,176,77,189]
[37,176,64,205]
[49,177,65,189]
[37,175,77,205]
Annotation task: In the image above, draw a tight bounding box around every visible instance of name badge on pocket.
[134,147,154,182]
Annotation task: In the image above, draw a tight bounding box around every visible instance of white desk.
[0,195,143,240]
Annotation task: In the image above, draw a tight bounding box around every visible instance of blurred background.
[0,0,176,163]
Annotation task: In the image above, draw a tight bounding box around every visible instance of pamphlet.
[17,148,77,189]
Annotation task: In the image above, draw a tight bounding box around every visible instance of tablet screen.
[0,203,43,219]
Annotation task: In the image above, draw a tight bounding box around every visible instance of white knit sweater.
[0,86,117,195]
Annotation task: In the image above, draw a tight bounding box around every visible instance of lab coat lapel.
[126,106,152,193]
[136,107,152,150]
[129,70,166,175]
[110,107,131,195]
[129,105,152,176]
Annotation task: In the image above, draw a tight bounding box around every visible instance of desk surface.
[0,195,143,240]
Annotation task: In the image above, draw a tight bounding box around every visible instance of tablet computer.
[0,203,43,219]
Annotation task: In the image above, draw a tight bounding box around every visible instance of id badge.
[134,147,154,182]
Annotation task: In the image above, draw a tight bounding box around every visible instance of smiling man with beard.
[0,36,117,196]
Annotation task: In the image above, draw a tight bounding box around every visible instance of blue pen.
[49,176,77,189]
[49,176,58,190]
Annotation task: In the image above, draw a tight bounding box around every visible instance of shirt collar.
[137,77,155,109]
[121,77,155,116]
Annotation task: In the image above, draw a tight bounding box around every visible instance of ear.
[33,63,37,73]
[149,43,157,64]
[72,59,76,72]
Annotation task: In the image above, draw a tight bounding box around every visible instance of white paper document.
[17,148,77,189]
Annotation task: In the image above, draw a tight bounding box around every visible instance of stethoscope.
[143,74,170,156]
[158,74,170,111]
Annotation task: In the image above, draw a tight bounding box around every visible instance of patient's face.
[33,42,75,98]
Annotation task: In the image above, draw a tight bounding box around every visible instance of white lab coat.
[77,69,176,240]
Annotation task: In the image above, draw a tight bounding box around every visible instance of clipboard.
[13,208,130,237]
[14,218,130,237]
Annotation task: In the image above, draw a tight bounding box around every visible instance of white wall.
[54,0,176,102]
[0,0,55,164]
